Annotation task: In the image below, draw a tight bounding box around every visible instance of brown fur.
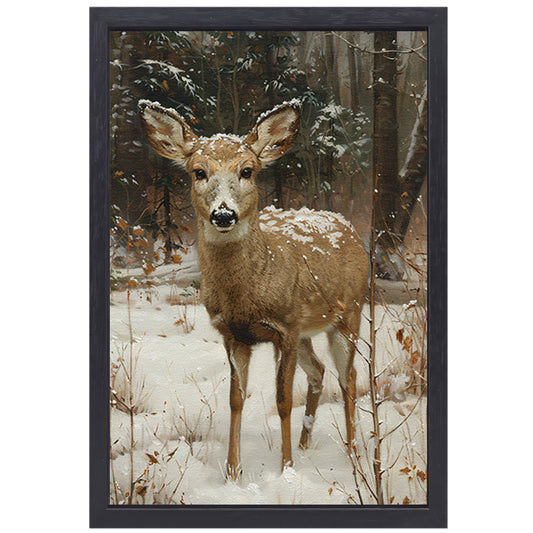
[139,100,368,478]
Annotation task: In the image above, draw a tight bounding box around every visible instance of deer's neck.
[197,214,268,275]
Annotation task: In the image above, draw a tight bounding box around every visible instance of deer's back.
[259,207,368,334]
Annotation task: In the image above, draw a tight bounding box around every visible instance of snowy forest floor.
[109,261,427,505]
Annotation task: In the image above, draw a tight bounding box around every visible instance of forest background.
[110,30,428,275]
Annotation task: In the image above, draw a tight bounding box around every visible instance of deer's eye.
[194,169,207,180]
[240,168,253,179]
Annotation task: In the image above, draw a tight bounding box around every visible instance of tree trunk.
[163,172,173,263]
[199,32,208,123]
[264,36,285,209]
[215,57,223,130]
[324,33,340,206]
[395,82,427,240]
[232,62,240,134]
[325,33,340,103]
[347,31,359,111]
[372,31,399,275]
[110,31,150,225]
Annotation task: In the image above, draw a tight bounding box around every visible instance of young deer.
[139,99,368,479]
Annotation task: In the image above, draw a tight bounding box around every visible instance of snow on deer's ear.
[138,100,198,163]
[245,100,300,163]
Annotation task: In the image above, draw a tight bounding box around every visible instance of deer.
[139,99,368,480]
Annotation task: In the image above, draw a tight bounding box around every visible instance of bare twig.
[328,31,427,61]
[380,385,427,441]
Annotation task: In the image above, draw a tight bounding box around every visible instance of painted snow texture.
[110,279,426,505]
[259,206,359,250]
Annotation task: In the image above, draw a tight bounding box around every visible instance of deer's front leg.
[276,337,298,470]
[226,340,251,480]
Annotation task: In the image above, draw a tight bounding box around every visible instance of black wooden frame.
[90,7,447,528]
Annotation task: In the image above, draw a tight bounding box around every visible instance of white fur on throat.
[202,219,250,243]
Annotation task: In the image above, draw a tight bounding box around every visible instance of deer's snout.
[210,204,238,229]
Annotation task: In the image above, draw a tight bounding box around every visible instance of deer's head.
[139,100,300,241]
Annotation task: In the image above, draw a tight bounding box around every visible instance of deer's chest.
[202,273,273,322]
[201,266,295,345]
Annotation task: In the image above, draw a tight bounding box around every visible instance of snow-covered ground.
[110,266,427,505]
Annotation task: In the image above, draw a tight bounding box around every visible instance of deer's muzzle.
[210,204,238,230]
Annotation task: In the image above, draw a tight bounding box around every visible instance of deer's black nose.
[210,205,238,228]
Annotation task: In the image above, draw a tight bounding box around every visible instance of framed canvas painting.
[90,7,447,528]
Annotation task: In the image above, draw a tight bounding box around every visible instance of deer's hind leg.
[297,337,325,449]
[327,313,360,449]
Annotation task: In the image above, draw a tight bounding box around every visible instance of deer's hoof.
[225,460,242,481]
[299,430,311,450]
[281,458,294,473]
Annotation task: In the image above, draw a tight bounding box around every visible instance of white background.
[1,0,531,531]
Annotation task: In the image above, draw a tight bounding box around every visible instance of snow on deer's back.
[257,205,368,337]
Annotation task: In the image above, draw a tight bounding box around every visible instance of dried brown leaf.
[416,470,426,482]
[146,453,159,465]
[396,328,404,343]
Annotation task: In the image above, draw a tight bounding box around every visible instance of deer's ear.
[138,100,198,163]
[245,100,300,163]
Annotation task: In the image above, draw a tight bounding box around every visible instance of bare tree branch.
[328,32,427,62]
